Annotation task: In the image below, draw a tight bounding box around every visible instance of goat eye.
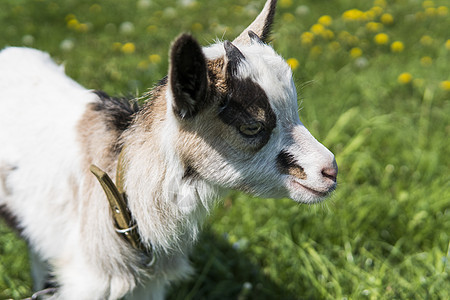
[239,122,264,137]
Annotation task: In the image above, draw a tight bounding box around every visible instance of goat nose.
[321,161,338,182]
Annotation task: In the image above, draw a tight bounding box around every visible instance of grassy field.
[1,0,449,299]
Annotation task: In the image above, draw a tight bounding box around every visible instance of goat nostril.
[321,167,337,182]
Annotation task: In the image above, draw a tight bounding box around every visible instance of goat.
[0,0,337,299]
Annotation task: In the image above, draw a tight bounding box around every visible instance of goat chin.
[0,0,337,299]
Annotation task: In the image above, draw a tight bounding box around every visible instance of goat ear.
[233,0,277,45]
[224,41,245,77]
[169,34,208,119]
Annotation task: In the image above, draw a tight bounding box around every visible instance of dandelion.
[437,6,448,16]
[440,80,450,91]
[283,13,295,22]
[120,22,135,34]
[310,45,322,56]
[149,54,161,64]
[390,41,404,52]
[137,60,149,70]
[446,39,450,50]
[422,0,434,9]
[60,39,74,51]
[342,9,365,21]
[286,58,299,70]
[370,6,384,16]
[374,33,389,45]
[398,72,413,84]
[311,24,325,35]
[147,25,157,33]
[280,0,293,8]
[328,41,341,51]
[89,4,102,13]
[364,10,376,21]
[425,7,436,16]
[191,22,203,31]
[121,42,136,54]
[112,42,122,51]
[76,23,89,33]
[366,22,383,32]
[380,13,394,25]
[420,35,433,46]
[22,35,34,46]
[65,14,76,22]
[350,47,363,58]
[300,32,314,45]
[318,15,332,26]
[420,56,432,66]
[67,18,79,30]
[374,0,387,7]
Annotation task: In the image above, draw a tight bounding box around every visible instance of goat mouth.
[289,179,332,198]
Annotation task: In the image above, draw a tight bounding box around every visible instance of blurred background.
[0,0,449,298]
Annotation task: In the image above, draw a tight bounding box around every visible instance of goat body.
[0,1,337,299]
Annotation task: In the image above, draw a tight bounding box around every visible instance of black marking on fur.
[182,165,200,181]
[219,77,277,147]
[260,0,277,42]
[248,30,264,44]
[277,150,296,170]
[170,34,208,119]
[224,41,245,76]
[277,149,307,179]
[93,90,140,132]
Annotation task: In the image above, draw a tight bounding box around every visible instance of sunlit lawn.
[1,0,449,299]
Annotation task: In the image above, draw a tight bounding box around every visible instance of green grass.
[1,0,449,299]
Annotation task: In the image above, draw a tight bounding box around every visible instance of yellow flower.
[147,25,157,33]
[323,29,335,40]
[420,56,432,66]
[65,14,76,22]
[425,7,436,16]
[279,0,293,8]
[310,45,322,56]
[440,80,450,91]
[89,4,102,13]
[76,23,89,33]
[318,15,333,26]
[370,6,384,16]
[364,10,376,21]
[149,54,161,64]
[121,42,135,54]
[286,58,299,71]
[422,1,434,9]
[311,23,325,35]
[342,9,365,21]
[374,0,387,7]
[350,47,363,58]
[420,35,433,46]
[283,13,295,22]
[112,42,122,51]
[398,72,413,84]
[329,41,341,51]
[67,18,79,30]
[446,39,450,50]
[137,60,149,70]
[437,6,448,16]
[191,22,203,31]
[374,33,389,45]
[301,32,314,45]
[390,41,404,53]
[380,13,394,25]
[366,22,383,32]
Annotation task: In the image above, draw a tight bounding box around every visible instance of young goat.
[0,0,337,299]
